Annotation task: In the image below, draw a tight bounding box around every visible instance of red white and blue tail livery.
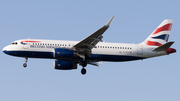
[2,16,176,75]
[142,19,173,46]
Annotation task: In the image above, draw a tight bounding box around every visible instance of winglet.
[104,16,115,27]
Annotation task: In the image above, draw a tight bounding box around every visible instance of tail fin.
[142,19,173,46]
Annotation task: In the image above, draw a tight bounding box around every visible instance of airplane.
[2,16,176,75]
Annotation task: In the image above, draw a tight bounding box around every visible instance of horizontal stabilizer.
[153,41,174,51]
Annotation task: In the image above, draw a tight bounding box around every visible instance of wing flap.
[88,61,104,67]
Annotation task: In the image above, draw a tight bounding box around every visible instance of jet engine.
[53,48,78,58]
[54,60,77,70]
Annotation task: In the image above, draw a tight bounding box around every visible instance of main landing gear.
[23,58,28,67]
[81,61,87,75]
[81,68,86,75]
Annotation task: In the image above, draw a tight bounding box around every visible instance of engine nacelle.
[54,60,77,70]
[53,48,78,58]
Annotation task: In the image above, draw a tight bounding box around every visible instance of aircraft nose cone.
[2,46,8,54]
[2,45,13,55]
[166,48,176,54]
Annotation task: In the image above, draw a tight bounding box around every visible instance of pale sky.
[0,1,179,101]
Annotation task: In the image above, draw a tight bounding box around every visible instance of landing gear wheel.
[81,68,86,75]
[23,57,28,68]
[23,63,27,67]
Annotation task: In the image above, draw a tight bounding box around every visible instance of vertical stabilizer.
[142,19,173,46]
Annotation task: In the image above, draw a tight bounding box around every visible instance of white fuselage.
[3,39,167,62]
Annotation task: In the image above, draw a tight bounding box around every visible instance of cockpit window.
[11,42,18,45]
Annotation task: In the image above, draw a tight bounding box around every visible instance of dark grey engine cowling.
[54,60,77,70]
[53,48,78,58]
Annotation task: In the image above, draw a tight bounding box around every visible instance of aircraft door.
[23,43,29,49]
[137,45,143,55]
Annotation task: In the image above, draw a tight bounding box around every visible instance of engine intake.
[53,48,78,58]
[54,60,77,70]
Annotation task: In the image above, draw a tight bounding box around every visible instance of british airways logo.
[21,41,27,45]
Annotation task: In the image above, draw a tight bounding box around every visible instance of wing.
[72,16,114,57]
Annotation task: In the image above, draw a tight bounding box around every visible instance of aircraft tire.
[81,68,86,75]
[23,63,27,67]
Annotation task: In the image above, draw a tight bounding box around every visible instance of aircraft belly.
[3,50,53,59]
[88,54,144,62]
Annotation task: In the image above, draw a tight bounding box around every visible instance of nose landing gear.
[23,58,28,67]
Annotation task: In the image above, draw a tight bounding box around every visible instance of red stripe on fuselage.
[153,23,172,35]
[146,40,162,46]
[21,41,41,43]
